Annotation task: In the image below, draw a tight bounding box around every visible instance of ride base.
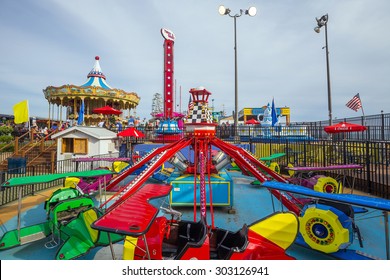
[168,169,233,207]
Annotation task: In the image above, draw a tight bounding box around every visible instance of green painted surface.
[2,169,114,187]
[260,153,286,162]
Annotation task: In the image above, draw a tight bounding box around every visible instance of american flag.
[188,95,194,111]
[346,93,362,112]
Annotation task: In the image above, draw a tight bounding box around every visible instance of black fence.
[250,139,390,199]
[111,112,390,142]
[0,154,120,206]
[0,112,389,206]
[291,111,390,141]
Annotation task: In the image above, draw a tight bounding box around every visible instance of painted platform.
[168,170,233,207]
[0,170,388,260]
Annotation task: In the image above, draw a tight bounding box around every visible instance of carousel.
[43,56,140,126]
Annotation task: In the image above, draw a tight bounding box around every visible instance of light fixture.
[246,7,257,17]
[314,14,328,32]
[218,5,229,16]
[218,5,257,129]
[314,14,332,126]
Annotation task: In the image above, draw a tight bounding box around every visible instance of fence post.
[381,110,385,141]
[365,140,372,194]
[14,137,20,156]
[31,165,35,195]
[285,140,289,163]
[322,141,326,165]
[50,151,56,173]
[0,171,5,186]
[342,140,347,164]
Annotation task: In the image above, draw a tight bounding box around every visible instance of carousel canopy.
[81,56,112,89]
[43,55,140,125]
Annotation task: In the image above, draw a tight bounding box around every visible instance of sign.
[161,28,175,41]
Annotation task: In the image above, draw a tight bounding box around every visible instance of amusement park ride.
[1,28,390,261]
[91,86,301,260]
[154,28,184,136]
[89,85,390,260]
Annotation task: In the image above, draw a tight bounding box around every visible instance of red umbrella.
[93,105,122,115]
[118,127,145,138]
[245,118,260,125]
[324,122,367,133]
[118,127,145,161]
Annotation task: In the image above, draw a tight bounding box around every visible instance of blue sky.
[1,0,389,122]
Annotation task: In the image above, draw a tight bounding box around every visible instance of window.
[61,138,88,154]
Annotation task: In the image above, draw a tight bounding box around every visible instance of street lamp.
[314,14,332,126]
[218,5,257,129]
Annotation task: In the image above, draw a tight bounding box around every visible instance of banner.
[13,100,29,124]
[78,99,85,125]
[271,98,278,126]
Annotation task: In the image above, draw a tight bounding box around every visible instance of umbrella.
[324,122,367,133]
[117,127,145,161]
[245,118,260,125]
[93,105,122,116]
[118,127,145,138]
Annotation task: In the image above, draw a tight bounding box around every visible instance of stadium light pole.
[218,5,257,129]
[314,14,332,126]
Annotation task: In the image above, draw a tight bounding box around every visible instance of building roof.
[51,126,117,140]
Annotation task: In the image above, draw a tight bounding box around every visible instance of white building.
[51,126,119,171]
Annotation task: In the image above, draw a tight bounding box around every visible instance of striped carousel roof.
[81,56,112,89]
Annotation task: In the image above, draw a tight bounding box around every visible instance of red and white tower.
[185,86,217,135]
[161,28,175,119]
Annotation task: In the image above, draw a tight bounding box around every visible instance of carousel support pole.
[73,101,77,123]
[48,101,51,129]
[52,104,54,123]
[57,103,60,124]
[60,99,63,124]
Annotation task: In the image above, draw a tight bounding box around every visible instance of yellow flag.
[13,100,29,124]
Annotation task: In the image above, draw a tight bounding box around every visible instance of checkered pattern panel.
[187,104,213,123]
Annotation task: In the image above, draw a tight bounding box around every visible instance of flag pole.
[358,93,366,125]
[27,100,31,132]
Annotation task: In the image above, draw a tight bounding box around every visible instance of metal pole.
[234,16,238,129]
[384,211,389,260]
[324,20,332,126]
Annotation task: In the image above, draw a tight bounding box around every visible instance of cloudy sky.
[0,0,389,123]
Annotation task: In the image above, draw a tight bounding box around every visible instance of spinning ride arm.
[101,138,192,210]
[210,138,301,214]
[105,140,182,192]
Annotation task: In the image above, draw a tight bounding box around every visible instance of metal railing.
[0,114,389,206]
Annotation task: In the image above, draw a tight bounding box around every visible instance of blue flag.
[78,100,85,125]
[271,98,277,127]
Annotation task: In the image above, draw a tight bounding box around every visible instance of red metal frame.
[163,33,174,119]
[92,86,300,259]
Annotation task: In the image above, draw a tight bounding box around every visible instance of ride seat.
[217,224,248,259]
[175,220,207,259]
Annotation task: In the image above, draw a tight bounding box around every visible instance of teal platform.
[168,169,233,207]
